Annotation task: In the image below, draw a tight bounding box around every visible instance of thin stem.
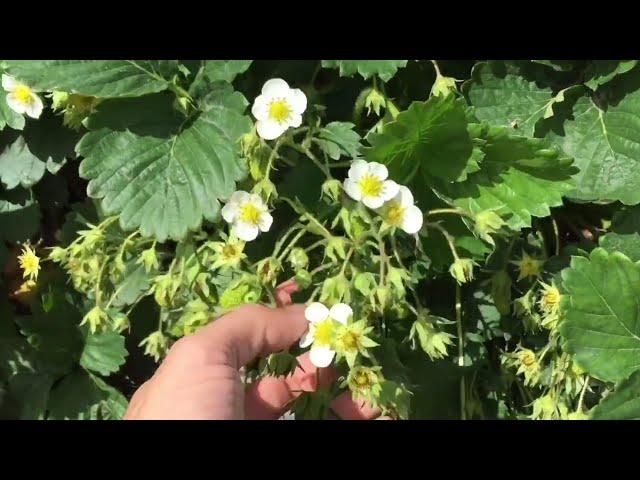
[430,60,442,77]
[456,283,466,420]
[427,208,475,220]
[427,222,460,261]
[94,258,110,305]
[272,223,304,258]
[304,238,328,254]
[276,227,308,263]
[551,216,561,257]
[577,375,591,412]
[265,136,286,179]
[285,141,331,179]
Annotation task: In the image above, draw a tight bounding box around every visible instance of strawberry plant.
[2,59,640,420]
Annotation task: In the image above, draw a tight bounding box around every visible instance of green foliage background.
[2,59,640,420]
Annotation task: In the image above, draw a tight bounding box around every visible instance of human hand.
[124,283,391,420]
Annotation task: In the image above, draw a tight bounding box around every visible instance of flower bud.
[364,88,386,116]
[449,258,476,285]
[431,75,457,97]
[48,246,68,264]
[321,179,342,203]
[288,247,309,270]
[138,246,160,273]
[474,210,506,245]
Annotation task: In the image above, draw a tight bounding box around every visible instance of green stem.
[427,208,475,220]
[551,216,561,257]
[577,375,591,412]
[276,227,308,263]
[427,222,460,261]
[430,60,442,76]
[456,284,466,420]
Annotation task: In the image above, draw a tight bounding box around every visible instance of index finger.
[190,303,308,369]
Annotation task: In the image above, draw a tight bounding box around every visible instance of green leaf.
[598,205,640,261]
[0,188,40,242]
[0,92,25,132]
[584,60,638,91]
[47,371,125,420]
[80,331,128,376]
[599,233,640,262]
[321,60,408,82]
[315,121,361,160]
[464,61,554,136]
[364,95,473,183]
[560,248,640,383]
[92,375,128,419]
[203,60,252,83]
[0,135,45,189]
[8,372,54,419]
[547,87,640,204]
[5,60,175,98]
[22,110,81,174]
[532,60,581,72]
[591,370,640,419]
[77,86,252,241]
[111,263,151,308]
[437,126,576,231]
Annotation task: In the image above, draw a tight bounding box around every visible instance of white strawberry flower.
[377,185,423,234]
[300,302,352,368]
[251,78,307,140]
[221,191,273,242]
[2,75,43,119]
[343,159,400,209]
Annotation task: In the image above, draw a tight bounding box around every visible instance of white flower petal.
[381,180,400,201]
[233,222,259,241]
[397,185,414,207]
[329,303,353,324]
[229,190,250,204]
[221,202,239,223]
[305,302,329,323]
[251,94,269,120]
[299,327,315,348]
[401,205,424,234]
[258,211,273,232]
[368,162,389,180]
[362,195,385,209]
[348,159,369,181]
[24,94,43,119]
[261,78,290,98]
[248,193,265,207]
[256,119,287,140]
[2,74,17,92]
[309,345,335,368]
[343,178,362,201]
[6,93,26,114]
[288,113,302,128]
[288,88,307,114]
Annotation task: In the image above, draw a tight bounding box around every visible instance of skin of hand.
[124,282,391,420]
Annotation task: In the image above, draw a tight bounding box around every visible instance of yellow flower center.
[521,259,540,277]
[340,329,360,351]
[354,371,371,388]
[239,203,262,225]
[268,99,292,123]
[542,289,560,307]
[314,319,335,346]
[358,174,383,197]
[221,243,241,260]
[385,202,405,226]
[18,248,40,280]
[14,85,34,105]
[520,351,537,367]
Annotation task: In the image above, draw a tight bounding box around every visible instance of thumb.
[192,303,307,369]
